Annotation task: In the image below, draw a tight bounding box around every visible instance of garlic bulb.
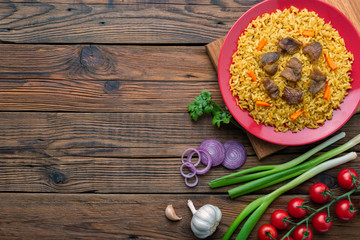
[187,199,222,239]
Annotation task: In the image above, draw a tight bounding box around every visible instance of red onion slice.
[180,162,196,178]
[195,148,212,175]
[199,139,225,167]
[181,147,201,166]
[222,141,247,169]
[185,174,198,188]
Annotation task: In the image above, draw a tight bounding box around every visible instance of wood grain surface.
[0,0,359,239]
[1,193,360,239]
[0,0,258,44]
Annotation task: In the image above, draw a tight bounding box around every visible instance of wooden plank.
[0,112,357,193]
[0,1,258,44]
[0,112,357,157]
[0,152,359,194]
[1,193,360,239]
[0,45,216,81]
[0,112,252,156]
[0,79,221,112]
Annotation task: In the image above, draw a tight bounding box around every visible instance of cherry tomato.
[292,225,313,240]
[335,199,357,221]
[287,198,308,218]
[309,183,330,203]
[312,212,332,232]
[337,168,359,190]
[271,209,290,230]
[257,224,278,240]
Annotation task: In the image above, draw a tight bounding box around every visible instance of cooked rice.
[229,6,354,132]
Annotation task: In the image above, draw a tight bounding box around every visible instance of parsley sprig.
[187,90,242,129]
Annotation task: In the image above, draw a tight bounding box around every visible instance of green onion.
[210,132,345,188]
[223,151,358,240]
[228,133,360,198]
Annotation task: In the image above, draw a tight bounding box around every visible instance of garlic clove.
[165,204,182,221]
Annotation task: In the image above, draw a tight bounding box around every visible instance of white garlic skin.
[190,204,222,239]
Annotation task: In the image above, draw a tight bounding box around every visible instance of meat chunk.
[303,42,322,62]
[259,52,280,67]
[261,78,279,99]
[309,67,327,82]
[278,37,302,54]
[287,57,303,75]
[259,52,280,76]
[282,87,303,104]
[281,67,298,82]
[280,57,303,82]
[263,63,278,76]
[309,67,327,94]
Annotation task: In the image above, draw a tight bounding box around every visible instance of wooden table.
[0,0,359,239]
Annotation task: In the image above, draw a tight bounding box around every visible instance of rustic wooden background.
[0,0,359,239]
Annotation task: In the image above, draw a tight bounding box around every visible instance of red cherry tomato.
[287,198,308,218]
[271,209,290,230]
[337,168,359,190]
[257,224,278,240]
[335,199,357,221]
[309,183,330,203]
[312,212,332,232]
[292,225,313,240]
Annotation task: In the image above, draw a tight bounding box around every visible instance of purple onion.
[181,147,201,166]
[180,162,196,178]
[199,139,225,167]
[195,148,213,175]
[222,141,247,169]
[185,174,198,188]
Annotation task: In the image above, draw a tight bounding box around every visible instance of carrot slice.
[325,53,337,70]
[324,82,331,100]
[248,70,257,82]
[290,110,304,120]
[257,38,268,51]
[302,30,315,37]
[255,101,271,107]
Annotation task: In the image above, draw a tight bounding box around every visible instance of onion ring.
[181,147,201,166]
[180,162,197,178]
[194,148,212,175]
[185,174,198,187]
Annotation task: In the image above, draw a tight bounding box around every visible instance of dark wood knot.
[80,46,105,69]
[51,172,66,184]
[317,172,336,188]
[80,45,115,76]
[104,80,121,92]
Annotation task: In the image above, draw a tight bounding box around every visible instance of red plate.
[218,0,360,146]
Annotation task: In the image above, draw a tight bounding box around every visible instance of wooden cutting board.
[206,0,360,159]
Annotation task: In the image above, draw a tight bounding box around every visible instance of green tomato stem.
[281,185,359,239]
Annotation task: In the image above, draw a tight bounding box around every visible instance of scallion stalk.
[210,132,345,188]
[228,133,360,198]
[222,152,358,240]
